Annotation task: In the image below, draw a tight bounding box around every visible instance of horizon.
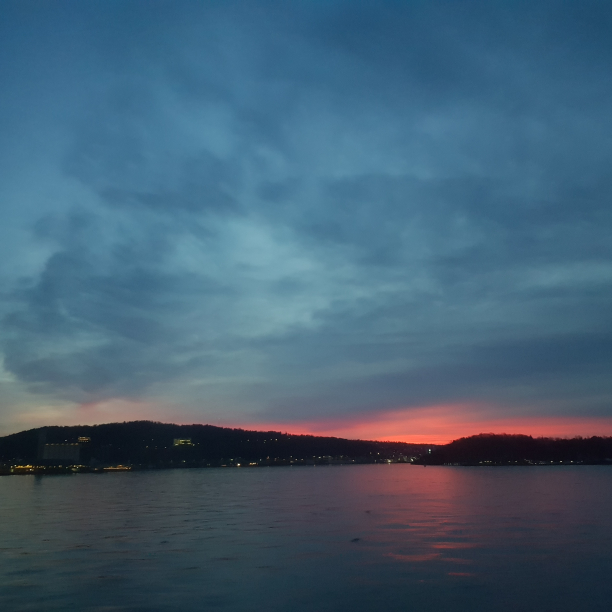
[3,416,612,447]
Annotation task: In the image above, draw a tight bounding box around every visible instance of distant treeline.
[419,433,612,465]
[0,421,427,468]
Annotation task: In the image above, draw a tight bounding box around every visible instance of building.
[173,438,194,447]
[42,444,81,464]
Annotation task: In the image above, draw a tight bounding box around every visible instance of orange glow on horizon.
[231,404,612,444]
[6,400,612,445]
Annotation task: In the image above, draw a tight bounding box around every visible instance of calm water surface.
[1,465,611,611]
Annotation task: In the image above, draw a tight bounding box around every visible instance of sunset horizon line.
[4,417,612,447]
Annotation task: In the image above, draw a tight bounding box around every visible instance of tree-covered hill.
[0,421,428,467]
[419,433,612,465]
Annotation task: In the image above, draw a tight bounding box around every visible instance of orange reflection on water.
[386,552,442,563]
[432,542,478,550]
[335,465,482,573]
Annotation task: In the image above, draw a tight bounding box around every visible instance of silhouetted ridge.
[0,420,426,468]
[420,433,612,465]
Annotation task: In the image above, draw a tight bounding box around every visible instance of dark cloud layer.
[1,1,611,430]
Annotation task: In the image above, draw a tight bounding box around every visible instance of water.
[1,465,611,612]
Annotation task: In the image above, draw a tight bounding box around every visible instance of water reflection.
[1,465,611,611]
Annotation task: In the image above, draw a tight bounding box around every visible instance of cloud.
[1,1,612,433]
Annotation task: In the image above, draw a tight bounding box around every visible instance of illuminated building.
[173,438,194,446]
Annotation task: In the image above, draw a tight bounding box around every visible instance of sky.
[1,0,611,443]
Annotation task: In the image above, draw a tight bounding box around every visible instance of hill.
[0,421,429,470]
[418,433,612,465]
